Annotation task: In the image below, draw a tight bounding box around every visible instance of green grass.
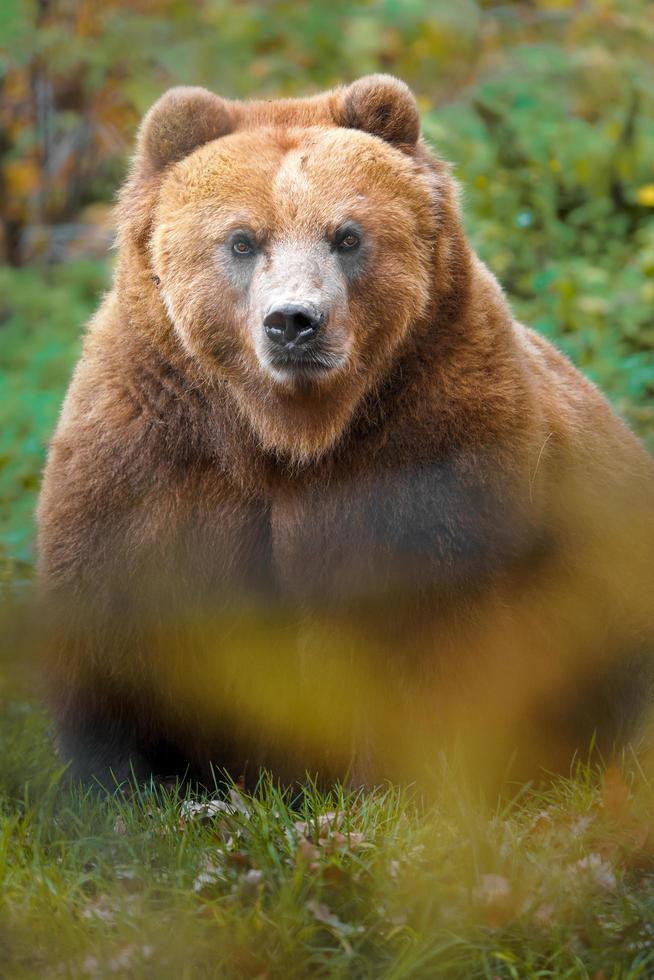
[2,684,654,978]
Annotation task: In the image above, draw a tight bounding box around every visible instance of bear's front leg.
[56,701,154,790]
[38,407,274,789]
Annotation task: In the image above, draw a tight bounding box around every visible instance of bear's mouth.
[264,345,344,380]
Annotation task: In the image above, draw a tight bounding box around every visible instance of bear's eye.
[337,231,360,251]
[232,238,254,256]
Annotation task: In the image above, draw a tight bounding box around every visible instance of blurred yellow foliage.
[636,185,654,207]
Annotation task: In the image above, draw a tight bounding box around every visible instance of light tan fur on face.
[150,126,436,459]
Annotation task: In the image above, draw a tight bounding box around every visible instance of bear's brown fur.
[37,76,654,790]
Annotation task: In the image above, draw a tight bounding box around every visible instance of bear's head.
[118,76,468,461]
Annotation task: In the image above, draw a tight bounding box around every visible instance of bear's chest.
[268,460,534,606]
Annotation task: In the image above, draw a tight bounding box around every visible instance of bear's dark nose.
[263,303,323,348]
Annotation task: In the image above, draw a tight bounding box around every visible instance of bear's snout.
[263,302,325,349]
[259,298,346,380]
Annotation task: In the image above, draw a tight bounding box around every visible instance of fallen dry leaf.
[294,811,343,838]
[228,787,251,817]
[193,852,227,893]
[474,873,512,905]
[80,895,116,923]
[473,874,514,928]
[113,816,128,837]
[570,853,617,891]
[297,836,320,866]
[179,798,236,830]
[569,814,595,838]
[306,899,363,937]
[243,868,263,887]
[114,867,144,894]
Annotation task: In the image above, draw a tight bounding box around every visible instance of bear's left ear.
[136,86,234,174]
[339,75,420,150]
[118,87,234,252]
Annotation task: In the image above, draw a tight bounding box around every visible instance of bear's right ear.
[136,86,234,174]
[339,75,420,150]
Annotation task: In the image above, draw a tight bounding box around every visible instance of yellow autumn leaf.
[636,184,654,207]
[5,158,41,197]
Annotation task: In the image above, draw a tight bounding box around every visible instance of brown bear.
[37,76,654,791]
